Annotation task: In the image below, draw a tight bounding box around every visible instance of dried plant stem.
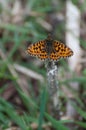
[45,61,60,120]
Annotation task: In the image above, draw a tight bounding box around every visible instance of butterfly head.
[46,34,53,41]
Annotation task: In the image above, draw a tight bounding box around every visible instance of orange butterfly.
[26,35,73,61]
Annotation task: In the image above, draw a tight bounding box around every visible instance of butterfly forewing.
[53,40,73,58]
[27,40,46,56]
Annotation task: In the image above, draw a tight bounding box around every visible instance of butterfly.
[26,34,73,61]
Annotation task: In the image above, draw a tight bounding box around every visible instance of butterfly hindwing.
[49,52,60,61]
[38,52,48,60]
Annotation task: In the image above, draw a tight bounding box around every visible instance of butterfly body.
[27,35,73,61]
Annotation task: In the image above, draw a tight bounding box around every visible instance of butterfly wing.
[38,52,48,60]
[53,40,73,58]
[49,52,60,61]
[49,40,73,61]
[27,40,48,60]
[27,38,73,61]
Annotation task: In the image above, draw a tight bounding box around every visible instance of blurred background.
[0,0,86,130]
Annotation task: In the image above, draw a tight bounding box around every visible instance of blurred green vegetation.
[0,0,86,130]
